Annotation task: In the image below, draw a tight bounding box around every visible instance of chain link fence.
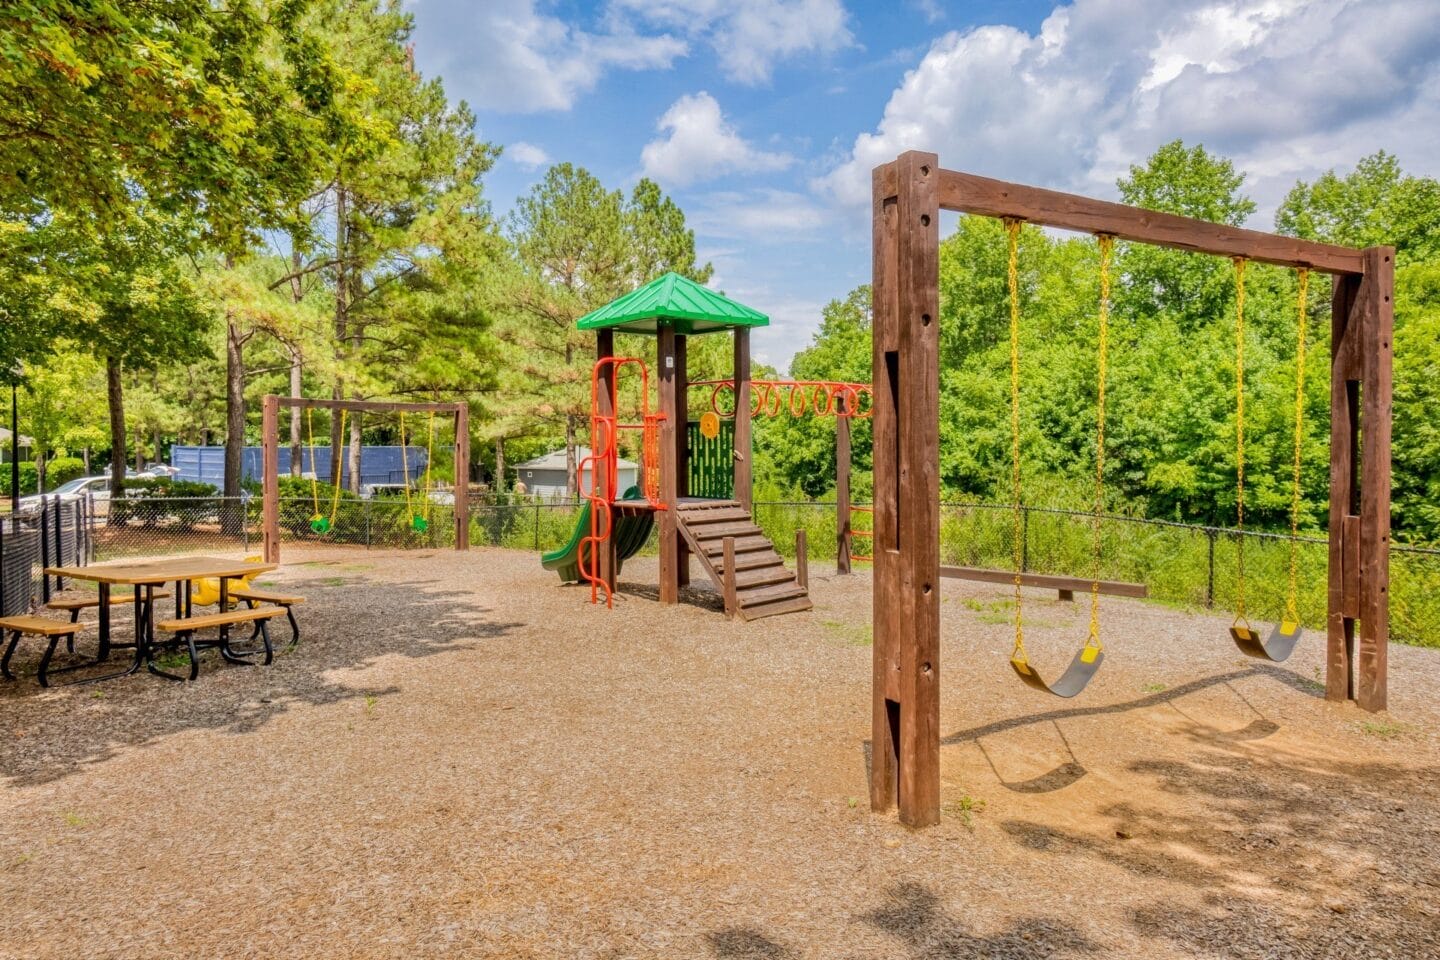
[4,494,1437,646]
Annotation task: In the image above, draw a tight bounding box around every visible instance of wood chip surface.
[2,547,1437,959]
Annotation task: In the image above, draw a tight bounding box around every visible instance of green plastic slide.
[540,487,655,583]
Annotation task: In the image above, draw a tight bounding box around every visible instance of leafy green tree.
[500,167,711,495]
[1276,152,1440,263]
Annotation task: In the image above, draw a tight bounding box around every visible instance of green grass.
[822,619,872,647]
[1355,719,1408,739]
[152,650,191,671]
[1141,682,1168,693]
[942,795,986,829]
[59,811,86,829]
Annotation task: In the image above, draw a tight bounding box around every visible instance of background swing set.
[871,151,1394,827]
[259,395,471,564]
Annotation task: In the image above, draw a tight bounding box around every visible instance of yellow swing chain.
[1087,235,1114,653]
[1285,269,1310,627]
[1005,219,1028,664]
[1233,257,1250,629]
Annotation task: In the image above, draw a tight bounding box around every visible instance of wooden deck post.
[723,536,737,618]
[454,402,470,552]
[675,333,690,588]
[596,330,618,593]
[836,392,851,574]
[733,328,753,511]
[871,151,941,827]
[658,325,680,604]
[796,529,808,590]
[1328,248,1393,711]
[261,395,280,564]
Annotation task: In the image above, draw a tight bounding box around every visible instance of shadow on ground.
[0,567,525,787]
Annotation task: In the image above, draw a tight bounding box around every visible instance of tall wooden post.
[454,402,470,551]
[733,328,753,510]
[1327,248,1393,712]
[595,330,618,593]
[261,395,281,564]
[657,325,681,604]
[675,334,690,587]
[836,392,851,574]
[870,151,941,826]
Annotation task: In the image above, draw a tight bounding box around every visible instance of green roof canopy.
[576,272,769,335]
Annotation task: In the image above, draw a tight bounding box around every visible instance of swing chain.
[1233,257,1249,629]
[1087,235,1114,651]
[1285,268,1310,627]
[1005,218,1028,663]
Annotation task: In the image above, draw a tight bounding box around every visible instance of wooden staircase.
[673,499,813,621]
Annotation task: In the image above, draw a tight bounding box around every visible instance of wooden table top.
[44,556,277,585]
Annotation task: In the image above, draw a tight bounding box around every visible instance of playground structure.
[544,272,846,621]
[870,151,1394,827]
[259,396,470,564]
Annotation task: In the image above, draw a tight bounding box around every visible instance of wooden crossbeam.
[938,565,1147,599]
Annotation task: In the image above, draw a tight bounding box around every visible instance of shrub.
[0,462,38,496]
[44,457,87,487]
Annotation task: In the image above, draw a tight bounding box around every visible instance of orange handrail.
[689,379,873,420]
[850,505,875,563]
[579,356,667,608]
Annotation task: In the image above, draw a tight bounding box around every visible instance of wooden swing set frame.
[259,395,470,564]
[871,151,1394,827]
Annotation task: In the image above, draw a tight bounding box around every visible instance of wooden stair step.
[729,565,795,589]
[679,508,754,525]
[739,595,814,622]
[736,581,807,607]
[713,550,785,574]
[699,535,772,557]
[691,521,764,541]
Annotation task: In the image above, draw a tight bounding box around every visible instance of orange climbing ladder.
[578,357,666,607]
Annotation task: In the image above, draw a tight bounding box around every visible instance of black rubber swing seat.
[1230,621,1303,662]
[1009,645,1105,699]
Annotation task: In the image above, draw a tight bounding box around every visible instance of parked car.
[359,482,415,500]
[16,475,115,518]
[144,463,182,478]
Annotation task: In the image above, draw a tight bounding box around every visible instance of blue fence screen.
[172,445,430,487]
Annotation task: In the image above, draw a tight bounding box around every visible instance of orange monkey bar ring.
[689,379,874,420]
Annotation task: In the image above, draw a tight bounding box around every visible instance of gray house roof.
[514,447,638,471]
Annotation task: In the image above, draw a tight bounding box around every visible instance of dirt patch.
[1,547,1437,959]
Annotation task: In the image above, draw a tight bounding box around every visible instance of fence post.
[1021,505,1030,573]
[1206,528,1217,608]
[52,495,64,591]
[39,497,51,602]
[534,503,541,550]
[365,499,373,549]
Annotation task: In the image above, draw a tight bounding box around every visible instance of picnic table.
[43,556,276,682]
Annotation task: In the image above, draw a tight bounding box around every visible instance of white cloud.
[507,141,551,170]
[690,189,833,239]
[640,93,794,186]
[410,0,686,113]
[609,0,853,85]
[817,0,1440,220]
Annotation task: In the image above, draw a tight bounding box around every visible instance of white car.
[16,475,115,517]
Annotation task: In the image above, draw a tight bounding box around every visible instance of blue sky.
[408,0,1440,368]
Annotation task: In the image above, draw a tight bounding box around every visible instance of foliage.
[0,462,38,496]
[44,457,86,488]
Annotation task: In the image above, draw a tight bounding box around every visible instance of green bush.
[44,456,86,487]
[0,462,38,496]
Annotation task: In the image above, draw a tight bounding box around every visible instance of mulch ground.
[1,547,1437,960]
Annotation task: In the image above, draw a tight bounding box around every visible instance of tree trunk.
[288,243,305,478]
[82,446,90,474]
[224,318,246,499]
[347,413,362,495]
[330,186,348,487]
[105,355,125,501]
[289,343,303,477]
[494,436,505,496]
